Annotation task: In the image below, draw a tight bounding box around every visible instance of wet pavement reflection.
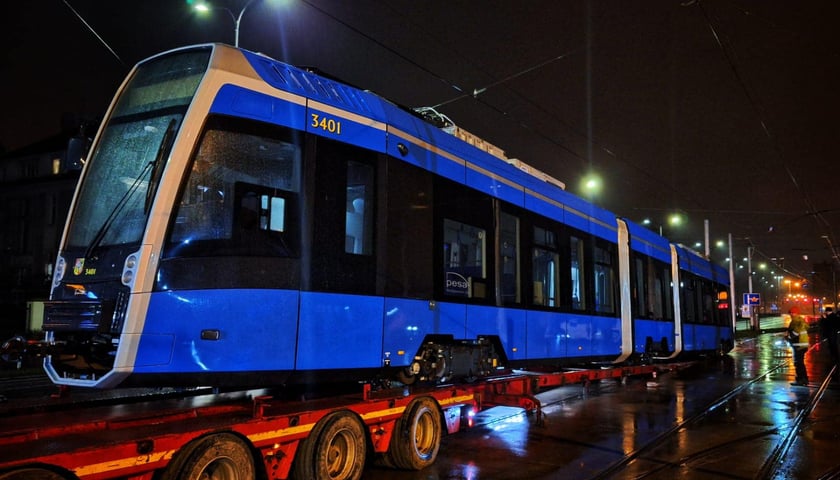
[364,328,840,479]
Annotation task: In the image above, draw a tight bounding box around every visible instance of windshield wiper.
[145,119,177,214]
[84,160,153,259]
[84,119,178,259]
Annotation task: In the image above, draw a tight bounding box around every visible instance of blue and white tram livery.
[673,245,733,354]
[42,44,733,389]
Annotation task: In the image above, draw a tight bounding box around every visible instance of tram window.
[534,226,557,249]
[533,225,560,308]
[167,116,301,257]
[682,277,698,323]
[533,247,560,307]
[500,212,520,304]
[635,257,671,320]
[652,263,667,320]
[570,235,586,310]
[345,161,374,255]
[693,280,705,323]
[593,243,616,314]
[701,281,715,324]
[443,219,486,298]
[633,257,648,317]
[649,265,663,318]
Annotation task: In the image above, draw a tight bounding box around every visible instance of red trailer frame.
[0,363,687,480]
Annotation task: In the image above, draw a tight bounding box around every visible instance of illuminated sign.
[743,293,760,306]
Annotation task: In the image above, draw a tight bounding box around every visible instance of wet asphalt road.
[362,329,840,480]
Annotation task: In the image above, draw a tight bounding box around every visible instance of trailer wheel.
[291,411,366,480]
[162,433,254,480]
[386,397,442,470]
[0,468,67,480]
[0,336,26,364]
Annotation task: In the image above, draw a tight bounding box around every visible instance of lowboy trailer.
[0,362,689,480]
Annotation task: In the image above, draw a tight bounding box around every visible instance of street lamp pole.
[196,0,258,48]
[233,0,257,48]
[776,275,782,305]
[728,233,736,331]
[747,246,756,330]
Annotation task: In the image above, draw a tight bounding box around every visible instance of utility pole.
[748,246,756,330]
[728,233,736,331]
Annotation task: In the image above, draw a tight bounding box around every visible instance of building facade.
[0,134,82,336]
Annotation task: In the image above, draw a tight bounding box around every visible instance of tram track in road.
[589,361,834,480]
[755,364,836,479]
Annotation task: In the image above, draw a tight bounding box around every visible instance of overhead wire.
[302,0,835,269]
[301,0,622,168]
[431,52,578,110]
[304,0,710,211]
[62,0,126,69]
[298,0,466,96]
[694,0,839,266]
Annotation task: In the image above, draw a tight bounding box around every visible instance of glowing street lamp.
[194,0,258,48]
[668,212,683,228]
[580,173,602,201]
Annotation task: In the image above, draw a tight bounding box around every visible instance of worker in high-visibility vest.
[787,308,810,386]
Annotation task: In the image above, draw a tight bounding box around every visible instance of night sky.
[2,0,838,292]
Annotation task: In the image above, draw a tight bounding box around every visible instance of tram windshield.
[65,49,210,250]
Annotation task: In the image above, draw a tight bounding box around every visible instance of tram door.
[309,137,378,295]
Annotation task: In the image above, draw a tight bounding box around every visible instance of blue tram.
[42,44,732,388]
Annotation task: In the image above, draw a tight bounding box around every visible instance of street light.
[668,213,683,228]
[580,173,602,202]
[642,214,681,236]
[194,0,258,48]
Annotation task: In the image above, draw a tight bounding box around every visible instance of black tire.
[0,468,67,480]
[0,336,26,364]
[161,433,254,480]
[385,397,442,470]
[291,411,366,480]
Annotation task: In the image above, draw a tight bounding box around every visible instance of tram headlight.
[122,253,138,286]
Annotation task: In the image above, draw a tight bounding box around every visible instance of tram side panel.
[624,220,678,358]
[43,43,667,388]
[675,246,733,355]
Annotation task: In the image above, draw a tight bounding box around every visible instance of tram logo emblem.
[73,258,85,276]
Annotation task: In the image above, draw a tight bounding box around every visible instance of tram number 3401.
[311,113,342,135]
